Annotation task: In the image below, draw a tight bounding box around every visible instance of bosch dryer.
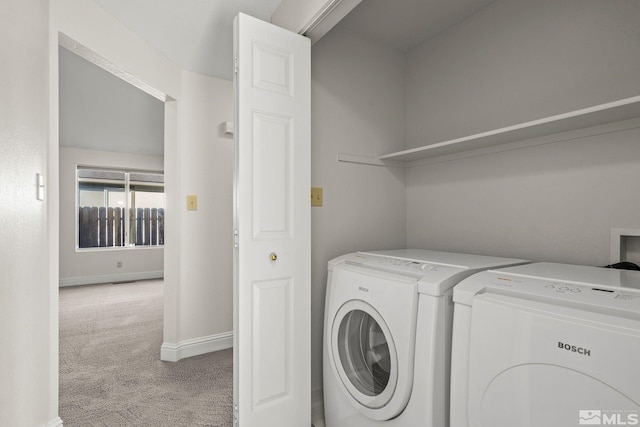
[450,262,640,427]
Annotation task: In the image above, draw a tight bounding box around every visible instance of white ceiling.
[90,0,283,80]
[88,0,497,79]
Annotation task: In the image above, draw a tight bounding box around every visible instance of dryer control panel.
[455,268,640,317]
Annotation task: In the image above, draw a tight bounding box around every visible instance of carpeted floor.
[59,280,233,427]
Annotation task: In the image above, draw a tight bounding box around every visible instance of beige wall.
[407,134,640,265]
[0,1,57,425]
[176,70,234,340]
[310,27,408,393]
[406,0,640,147]
[405,0,640,265]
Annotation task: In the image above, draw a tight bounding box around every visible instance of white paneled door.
[233,13,311,427]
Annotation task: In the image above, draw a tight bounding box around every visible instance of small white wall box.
[221,121,234,136]
[610,228,640,264]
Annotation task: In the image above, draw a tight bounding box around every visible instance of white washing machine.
[323,249,527,427]
[450,262,640,427]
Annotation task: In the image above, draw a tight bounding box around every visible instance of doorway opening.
[56,31,235,425]
[57,34,187,425]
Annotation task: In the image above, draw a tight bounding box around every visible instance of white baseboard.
[59,271,163,287]
[161,331,233,362]
[47,417,63,427]
[311,387,324,426]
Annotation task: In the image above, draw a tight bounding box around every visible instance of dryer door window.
[338,309,391,396]
[331,300,398,410]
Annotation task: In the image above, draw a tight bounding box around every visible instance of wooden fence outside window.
[78,206,165,248]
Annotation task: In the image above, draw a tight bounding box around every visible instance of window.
[77,167,164,249]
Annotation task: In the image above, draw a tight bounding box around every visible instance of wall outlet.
[611,228,640,264]
[116,261,123,268]
[311,187,323,207]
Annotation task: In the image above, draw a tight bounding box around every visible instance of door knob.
[269,253,278,261]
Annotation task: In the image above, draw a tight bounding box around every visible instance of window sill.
[75,245,164,253]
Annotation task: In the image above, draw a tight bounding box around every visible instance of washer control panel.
[340,252,475,296]
[347,253,463,277]
[371,257,439,271]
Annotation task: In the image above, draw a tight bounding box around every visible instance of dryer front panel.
[464,293,640,427]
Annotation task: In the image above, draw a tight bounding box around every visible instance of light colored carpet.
[59,280,233,427]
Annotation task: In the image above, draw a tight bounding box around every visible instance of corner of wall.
[160,332,233,362]
[311,387,325,426]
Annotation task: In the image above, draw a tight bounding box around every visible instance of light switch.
[187,195,198,210]
[36,173,44,201]
[311,187,323,207]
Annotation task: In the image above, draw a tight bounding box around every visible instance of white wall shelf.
[374,95,640,165]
